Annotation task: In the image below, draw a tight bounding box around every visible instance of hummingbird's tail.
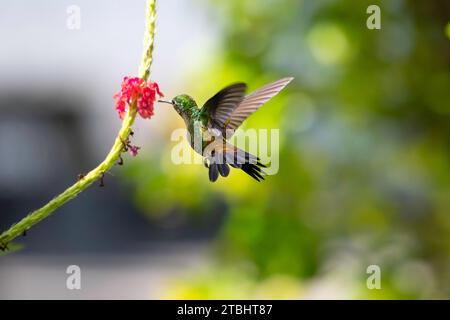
[205,141,267,182]
[207,156,266,182]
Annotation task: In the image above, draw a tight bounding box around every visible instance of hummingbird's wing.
[221,77,293,135]
[200,82,247,129]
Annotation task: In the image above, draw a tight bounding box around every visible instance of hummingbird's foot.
[22,229,27,237]
[117,155,124,166]
[77,173,86,181]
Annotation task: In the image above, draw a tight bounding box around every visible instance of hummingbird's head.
[160,94,197,117]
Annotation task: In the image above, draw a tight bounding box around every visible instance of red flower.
[114,76,163,120]
[114,99,127,119]
[147,81,164,97]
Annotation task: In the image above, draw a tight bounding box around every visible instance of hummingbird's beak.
[158,100,173,105]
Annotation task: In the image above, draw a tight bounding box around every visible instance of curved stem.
[0,0,157,249]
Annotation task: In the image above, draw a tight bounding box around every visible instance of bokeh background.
[1,0,450,299]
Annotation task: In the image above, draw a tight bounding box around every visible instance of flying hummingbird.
[159,77,293,182]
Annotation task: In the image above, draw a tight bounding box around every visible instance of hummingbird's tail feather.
[208,162,230,181]
[224,148,267,182]
[218,163,230,177]
[209,163,219,182]
[241,159,266,182]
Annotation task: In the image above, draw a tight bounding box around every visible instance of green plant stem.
[0,0,157,248]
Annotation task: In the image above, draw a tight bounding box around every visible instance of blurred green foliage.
[124,0,450,298]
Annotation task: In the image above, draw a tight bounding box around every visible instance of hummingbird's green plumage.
[161,77,294,182]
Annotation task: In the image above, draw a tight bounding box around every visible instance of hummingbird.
[159,77,293,182]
